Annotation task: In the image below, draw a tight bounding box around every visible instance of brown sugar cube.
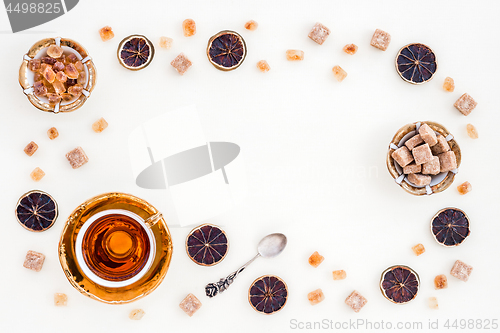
[430,135,450,155]
[179,293,202,317]
[412,243,425,256]
[308,289,325,305]
[450,260,473,282]
[422,156,440,175]
[403,163,421,174]
[182,19,196,37]
[332,270,346,280]
[405,134,424,151]
[408,173,431,187]
[47,127,59,140]
[443,77,455,92]
[428,297,439,309]
[54,293,68,306]
[256,60,270,72]
[343,44,358,55]
[30,167,45,181]
[345,290,367,313]
[434,275,448,290]
[412,143,433,165]
[159,36,173,49]
[438,151,457,173]
[99,26,114,41]
[171,53,192,75]
[308,22,330,45]
[129,309,145,320]
[332,66,347,82]
[418,123,438,146]
[244,20,258,31]
[66,147,89,169]
[466,124,478,139]
[286,49,304,61]
[370,29,391,51]
[23,250,45,272]
[92,117,108,133]
[391,146,413,167]
[28,59,41,72]
[454,93,477,116]
[24,141,38,156]
[457,181,472,195]
[308,251,324,268]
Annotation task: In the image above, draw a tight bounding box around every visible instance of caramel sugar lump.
[308,22,330,45]
[30,167,45,181]
[24,141,38,156]
[92,117,108,133]
[466,124,478,139]
[412,143,433,165]
[179,293,202,317]
[370,29,391,51]
[332,270,346,280]
[434,275,448,290]
[407,173,431,186]
[256,60,270,73]
[332,66,347,82]
[99,26,115,41]
[457,181,472,195]
[286,50,304,61]
[308,289,325,305]
[450,260,473,282]
[47,127,59,140]
[171,53,192,75]
[391,146,413,167]
[345,290,367,313]
[428,297,439,309]
[159,37,173,49]
[129,309,145,320]
[454,93,477,116]
[23,250,45,272]
[66,147,89,169]
[182,19,196,37]
[308,251,324,268]
[54,293,68,306]
[343,44,358,55]
[244,20,258,31]
[443,77,455,92]
[412,243,425,256]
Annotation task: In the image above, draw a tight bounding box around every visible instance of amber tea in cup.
[76,209,160,288]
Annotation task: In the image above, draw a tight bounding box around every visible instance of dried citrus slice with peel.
[186,224,228,266]
[16,190,58,232]
[380,265,419,304]
[207,30,246,71]
[396,43,437,84]
[431,208,470,247]
[249,275,288,314]
[117,35,155,70]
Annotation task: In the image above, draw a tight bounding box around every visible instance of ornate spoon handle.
[205,254,260,297]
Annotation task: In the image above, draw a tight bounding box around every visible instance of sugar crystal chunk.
[159,36,173,49]
[129,309,145,320]
[66,147,88,169]
[438,151,457,173]
[47,93,62,105]
[54,293,67,306]
[443,77,455,92]
[412,243,425,256]
[332,65,347,82]
[47,127,59,140]
[67,53,78,63]
[68,84,83,97]
[454,93,477,116]
[179,293,202,317]
[434,275,448,290]
[244,20,258,31]
[391,146,413,167]
[43,65,56,83]
[332,270,346,280]
[428,297,439,309]
[34,72,43,82]
[345,290,367,313]
[405,134,424,151]
[28,59,41,71]
[99,26,115,41]
[55,71,67,83]
[407,173,431,186]
[77,72,86,86]
[457,181,472,195]
[308,289,325,305]
[23,250,45,271]
[308,251,324,268]
[24,141,38,156]
[286,50,304,61]
[92,117,108,133]
[61,93,73,102]
[466,124,478,139]
[41,57,57,65]
[74,61,84,72]
[403,162,421,174]
[53,61,65,72]
[34,81,47,97]
[47,45,63,58]
[343,44,358,55]
[431,135,450,155]
[30,167,45,181]
[450,260,473,282]
[171,53,192,75]
[412,143,433,165]
[422,156,440,175]
[418,123,438,146]
[256,60,270,72]
[370,29,391,51]
[52,80,66,94]
[182,19,196,37]
[308,22,330,45]
[65,64,79,79]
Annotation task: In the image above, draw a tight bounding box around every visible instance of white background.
[1,0,499,332]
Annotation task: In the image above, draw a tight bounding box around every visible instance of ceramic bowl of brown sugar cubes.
[19,37,97,113]
[387,121,461,195]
